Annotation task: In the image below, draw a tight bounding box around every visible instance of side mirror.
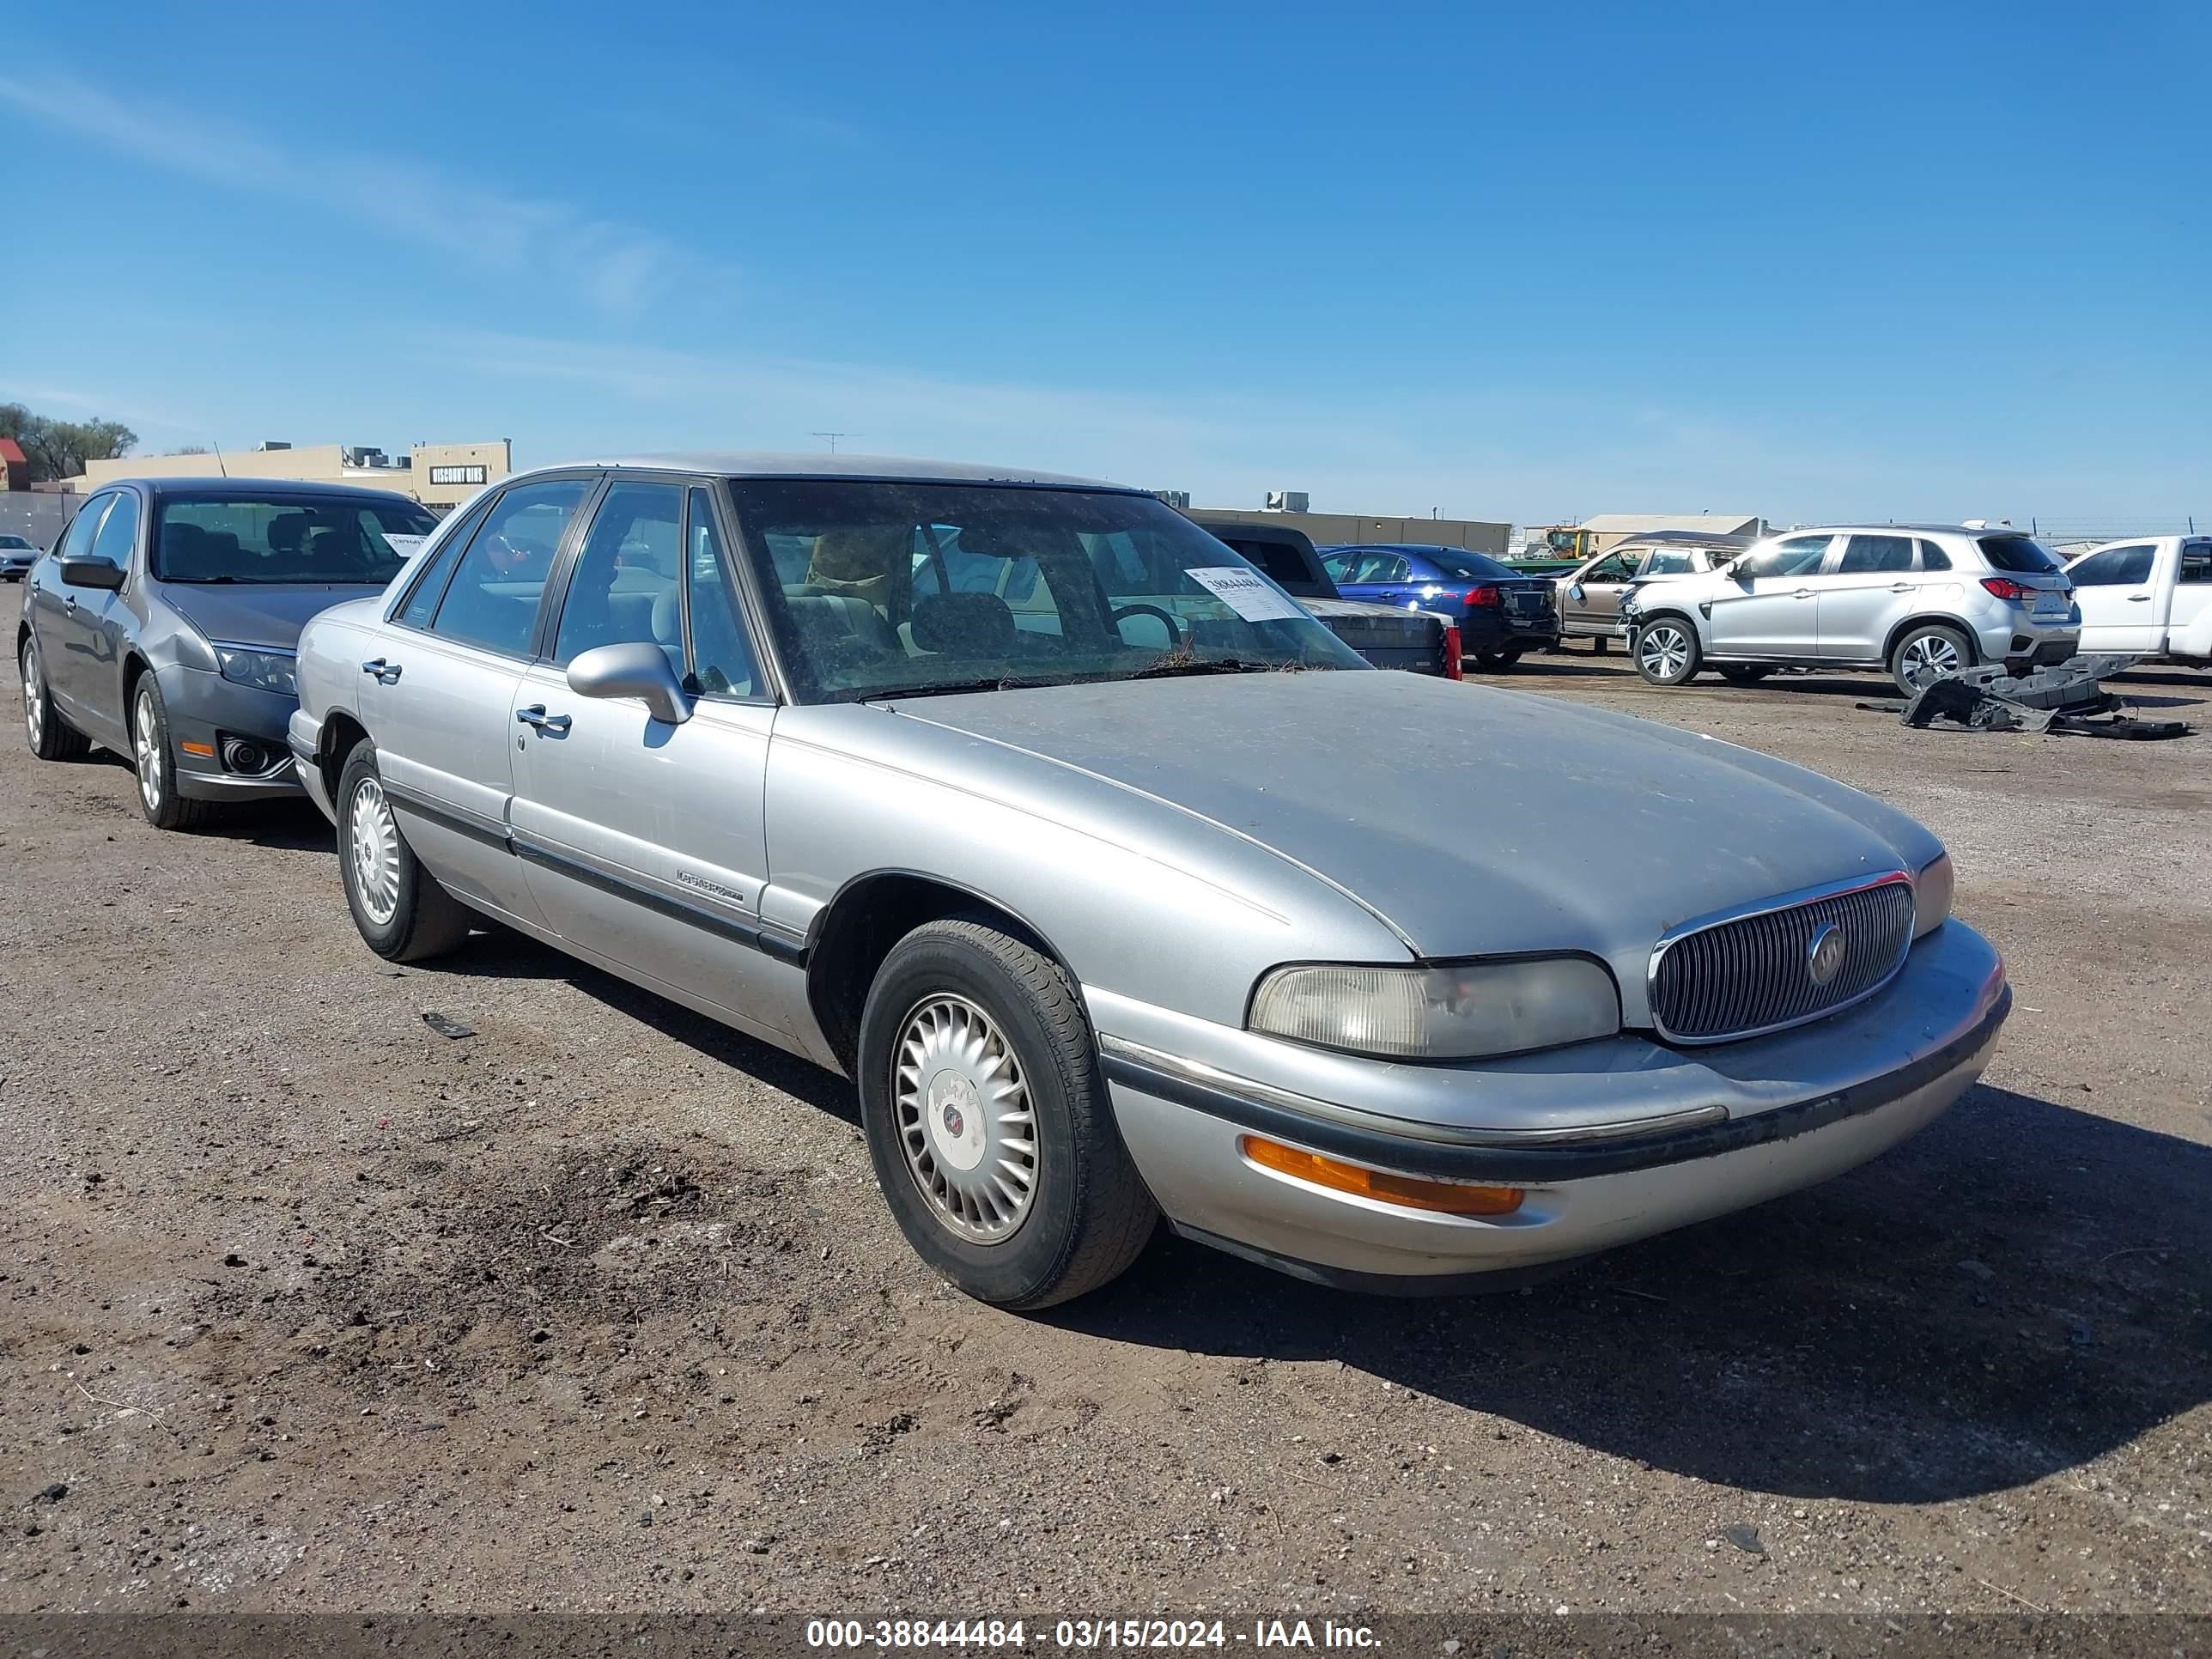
[60,556,126,592]
[1568,584,1585,602]
[567,641,694,726]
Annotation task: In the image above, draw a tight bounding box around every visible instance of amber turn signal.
[1238,1135,1524,1216]
[179,741,216,757]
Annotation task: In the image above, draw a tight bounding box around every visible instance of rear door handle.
[1890,583,1913,592]
[360,658,403,684]
[516,705,572,735]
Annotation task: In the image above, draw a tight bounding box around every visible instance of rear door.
[370,474,598,926]
[1705,534,1833,657]
[1817,532,1918,660]
[2068,543,2160,652]
[1332,551,1413,607]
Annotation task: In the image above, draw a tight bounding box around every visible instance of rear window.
[155,495,439,584]
[1218,538,1328,597]
[1423,548,1513,580]
[1977,534,2063,574]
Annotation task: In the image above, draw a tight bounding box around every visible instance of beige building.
[1187,506,1512,556]
[1577,513,1765,556]
[71,440,512,511]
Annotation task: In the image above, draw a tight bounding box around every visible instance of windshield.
[726,480,1368,703]
[0,535,32,550]
[154,495,439,584]
[1977,534,2063,574]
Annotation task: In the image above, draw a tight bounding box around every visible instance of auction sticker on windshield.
[1185,566,1307,623]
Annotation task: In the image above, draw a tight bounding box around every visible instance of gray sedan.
[0,533,39,580]
[17,477,438,828]
[288,454,2009,1308]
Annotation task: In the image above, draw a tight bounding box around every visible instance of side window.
[428,478,591,657]
[2180,543,2211,585]
[88,491,139,570]
[1916,539,1953,571]
[394,498,492,628]
[1644,550,1694,574]
[2071,546,2154,586]
[551,481,684,667]
[1366,555,1411,584]
[684,487,758,698]
[1772,535,1833,576]
[56,495,115,565]
[1586,552,1638,582]
[1839,534,1914,574]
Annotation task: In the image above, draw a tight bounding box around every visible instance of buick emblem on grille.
[1806,923,1848,986]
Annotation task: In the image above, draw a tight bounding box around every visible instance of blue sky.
[3,1,2204,528]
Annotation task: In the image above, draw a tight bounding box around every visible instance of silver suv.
[1621,525,2080,695]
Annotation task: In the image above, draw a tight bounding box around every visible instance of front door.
[1705,533,1834,657]
[369,475,597,925]
[1817,533,1917,660]
[2069,543,2160,653]
[507,481,787,1032]
[1564,550,1638,634]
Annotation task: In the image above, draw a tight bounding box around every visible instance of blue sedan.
[1320,544,1559,671]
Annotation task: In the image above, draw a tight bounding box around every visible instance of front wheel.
[1633,618,1702,686]
[21,632,91,763]
[857,919,1158,1309]
[337,741,473,962]
[1890,624,1972,696]
[130,678,217,830]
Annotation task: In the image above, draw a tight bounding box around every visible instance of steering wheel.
[1110,603,1182,649]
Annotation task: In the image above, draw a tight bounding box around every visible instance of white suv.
[1620,525,2080,696]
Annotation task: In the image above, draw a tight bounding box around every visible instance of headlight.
[1249,957,1621,1060]
[216,647,298,697]
[1913,853,1954,939]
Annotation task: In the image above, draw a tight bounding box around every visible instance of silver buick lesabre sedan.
[288,455,2009,1309]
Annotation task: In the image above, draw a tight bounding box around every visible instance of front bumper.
[158,664,306,802]
[1092,920,2007,1291]
[287,708,340,823]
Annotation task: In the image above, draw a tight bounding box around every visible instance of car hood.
[887,670,1938,968]
[159,582,382,650]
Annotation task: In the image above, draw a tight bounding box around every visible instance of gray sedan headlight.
[216,647,298,697]
[1913,853,1954,939]
[1249,957,1621,1060]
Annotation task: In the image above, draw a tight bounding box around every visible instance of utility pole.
[811,431,850,453]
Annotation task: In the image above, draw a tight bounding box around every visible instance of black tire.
[336,740,473,963]
[1632,617,1703,686]
[20,630,91,763]
[1888,623,1973,696]
[856,919,1158,1310]
[128,675,219,830]
[1717,664,1775,685]
[1591,634,1608,655]
[1471,649,1520,673]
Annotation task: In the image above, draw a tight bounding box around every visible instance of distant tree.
[0,401,139,482]
[175,445,211,455]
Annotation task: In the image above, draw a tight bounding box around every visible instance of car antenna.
[210,441,229,477]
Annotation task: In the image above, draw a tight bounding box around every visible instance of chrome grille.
[1649,873,1917,1044]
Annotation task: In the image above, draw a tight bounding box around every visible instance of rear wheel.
[1471,649,1522,673]
[21,632,91,762]
[337,741,472,962]
[1718,664,1774,685]
[131,678,218,830]
[1890,623,1972,696]
[1633,618,1702,686]
[857,919,1158,1309]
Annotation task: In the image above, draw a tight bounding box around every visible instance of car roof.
[554,452,1139,492]
[1784,524,2036,538]
[1314,542,1491,556]
[99,477,429,507]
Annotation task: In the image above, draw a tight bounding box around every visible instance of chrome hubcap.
[348,775,403,927]
[133,687,162,810]
[21,641,43,747]
[1639,624,1691,680]
[893,994,1037,1243]
[1901,635,1960,687]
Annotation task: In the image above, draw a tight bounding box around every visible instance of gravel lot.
[3,623,2208,1619]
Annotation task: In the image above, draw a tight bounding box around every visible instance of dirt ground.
[2,622,2208,1620]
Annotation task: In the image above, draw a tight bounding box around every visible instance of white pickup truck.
[2065,536,2212,665]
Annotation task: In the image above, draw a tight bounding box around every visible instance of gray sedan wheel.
[1633,618,1702,686]
[1890,624,1971,696]
[336,741,473,963]
[129,678,216,830]
[20,633,90,763]
[857,918,1158,1309]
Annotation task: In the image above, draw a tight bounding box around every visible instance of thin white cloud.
[0,70,701,316]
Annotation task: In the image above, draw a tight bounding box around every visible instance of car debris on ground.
[1858,655,2194,738]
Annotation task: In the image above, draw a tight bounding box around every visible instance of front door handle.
[1890,582,1913,592]
[516,705,572,735]
[64,595,77,613]
[1792,588,1814,599]
[2126,593,2153,603]
[360,658,403,684]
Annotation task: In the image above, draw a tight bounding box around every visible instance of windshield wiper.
[1122,656,1298,681]
[859,675,1044,702]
